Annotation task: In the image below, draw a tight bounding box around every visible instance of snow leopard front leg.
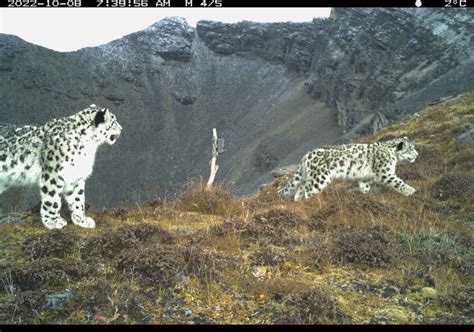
[374,155,415,196]
[64,179,96,228]
[39,174,67,230]
[377,174,415,196]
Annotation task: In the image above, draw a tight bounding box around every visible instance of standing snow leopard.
[279,137,418,201]
[0,104,122,229]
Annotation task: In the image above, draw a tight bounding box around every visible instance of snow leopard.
[0,104,122,229]
[279,137,418,201]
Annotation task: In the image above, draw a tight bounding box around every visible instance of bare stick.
[207,128,219,189]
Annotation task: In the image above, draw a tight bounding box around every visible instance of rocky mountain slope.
[0,93,472,324]
[0,8,473,210]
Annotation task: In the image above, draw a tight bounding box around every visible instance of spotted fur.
[0,105,122,229]
[279,137,418,201]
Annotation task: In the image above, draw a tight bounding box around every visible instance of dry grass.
[0,93,473,324]
[175,180,245,218]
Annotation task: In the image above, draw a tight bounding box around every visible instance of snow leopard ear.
[94,109,107,127]
[397,141,404,151]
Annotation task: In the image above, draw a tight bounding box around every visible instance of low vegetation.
[0,93,473,324]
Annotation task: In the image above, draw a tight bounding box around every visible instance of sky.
[0,8,331,52]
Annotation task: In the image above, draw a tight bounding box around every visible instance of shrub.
[107,207,130,221]
[176,181,243,217]
[302,236,333,269]
[343,194,395,218]
[10,258,92,291]
[244,209,304,245]
[273,288,349,324]
[80,224,174,259]
[116,283,150,323]
[23,229,78,260]
[333,226,394,267]
[249,246,286,266]
[68,279,113,316]
[68,279,150,323]
[180,246,239,281]
[209,219,246,237]
[9,290,47,321]
[305,213,328,231]
[209,210,304,246]
[253,209,304,228]
[430,174,474,204]
[438,286,473,314]
[114,244,184,287]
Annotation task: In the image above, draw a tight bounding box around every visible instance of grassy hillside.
[0,93,472,324]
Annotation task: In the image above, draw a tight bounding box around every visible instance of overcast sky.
[0,8,331,52]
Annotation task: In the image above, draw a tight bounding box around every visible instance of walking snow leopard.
[279,137,418,201]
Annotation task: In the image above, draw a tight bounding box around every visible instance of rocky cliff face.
[0,9,473,211]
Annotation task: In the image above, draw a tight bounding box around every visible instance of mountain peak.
[96,16,195,62]
[147,16,192,30]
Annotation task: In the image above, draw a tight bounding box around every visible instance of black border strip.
[1,0,472,8]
